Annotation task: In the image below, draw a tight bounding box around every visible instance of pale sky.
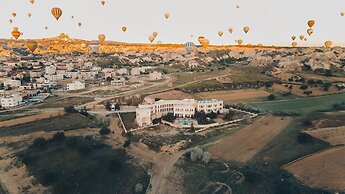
[1,0,345,46]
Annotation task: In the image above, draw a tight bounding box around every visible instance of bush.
[108,159,122,173]
[123,140,131,148]
[190,147,203,161]
[99,127,111,136]
[300,85,308,90]
[105,101,112,111]
[201,152,211,164]
[64,105,77,113]
[52,132,66,141]
[267,94,276,101]
[297,133,314,144]
[66,137,78,149]
[33,138,47,149]
[43,172,57,185]
[135,183,144,193]
[224,111,235,121]
[78,145,92,156]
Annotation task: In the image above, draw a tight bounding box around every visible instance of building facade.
[0,93,22,108]
[135,99,223,127]
[66,81,85,91]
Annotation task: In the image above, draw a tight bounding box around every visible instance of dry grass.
[195,89,270,103]
[306,126,345,146]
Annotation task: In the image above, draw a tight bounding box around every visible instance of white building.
[45,65,57,75]
[0,93,22,108]
[111,77,126,88]
[3,79,21,88]
[66,81,85,91]
[149,71,162,80]
[117,68,128,75]
[135,99,223,127]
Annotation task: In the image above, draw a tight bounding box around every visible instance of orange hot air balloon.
[218,31,224,37]
[78,22,82,27]
[299,35,305,40]
[243,26,250,33]
[122,26,127,32]
[30,0,34,4]
[198,36,205,44]
[101,1,105,5]
[164,12,170,19]
[307,20,315,28]
[324,41,332,48]
[12,13,17,17]
[201,39,210,48]
[27,40,38,52]
[149,35,155,43]
[341,12,345,17]
[228,28,233,34]
[51,7,63,21]
[28,13,32,17]
[307,29,314,36]
[291,36,296,41]
[11,28,21,40]
[98,34,105,43]
[292,42,297,47]
[153,32,158,37]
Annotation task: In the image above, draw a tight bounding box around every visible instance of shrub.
[78,145,92,156]
[201,152,211,164]
[224,111,235,121]
[66,137,78,149]
[123,140,131,148]
[267,94,276,101]
[52,132,66,141]
[135,183,144,193]
[33,138,47,149]
[108,159,122,173]
[190,147,203,161]
[99,127,111,136]
[300,85,308,90]
[64,105,77,113]
[43,172,57,185]
[297,133,314,144]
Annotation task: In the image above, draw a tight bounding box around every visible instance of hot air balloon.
[9,19,13,24]
[81,43,88,48]
[45,26,48,30]
[30,0,34,5]
[12,13,17,17]
[89,41,100,52]
[122,26,127,32]
[101,1,106,5]
[228,28,233,34]
[218,31,224,37]
[299,35,305,40]
[51,7,63,21]
[27,40,38,53]
[198,36,205,45]
[307,20,315,28]
[28,13,32,17]
[164,12,170,19]
[291,36,296,41]
[184,42,195,53]
[78,22,82,27]
[307,29,314,36]
[149,35,155,43]
[71,16,74,19]
[292,42,297,47]
[153,32,158,37]
[236,5,240,9]
[11,28,21,40]
[98,34,105,43]
[237,39,243,45]
[243,26,250,34]
[341,12,345,17]
[201,39,210,48]
[325,41,332,48]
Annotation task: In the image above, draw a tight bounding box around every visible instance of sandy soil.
[0,110,65,128]
[146,90,195,100]
[285,146,345,192]
[195,89,270,103]
[208,115,292,162]
[306,126,345,146]
[272,83,345,97]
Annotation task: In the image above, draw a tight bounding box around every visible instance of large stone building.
[136,99,223,127]
[0,92,22,108]
[66,81,85,91]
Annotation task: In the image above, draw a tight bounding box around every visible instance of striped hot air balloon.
[184,42,195,53]
[51,7,63,21]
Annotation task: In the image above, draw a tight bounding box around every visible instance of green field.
[250,93,345,115]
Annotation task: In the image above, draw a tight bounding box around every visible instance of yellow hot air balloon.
[164,12,170,19]
[51,7,63,21]
[149,35,155,43]
[325,41,332,48]
[30,0,34,4]
[307,28,314,36]
[81,43,88,48]
[12,13,17,17]
[101,1,106,5]
[27,40,38,53]
[201,39,210,48]
[98,34,105,43]
[228,28,233,34]
[243,26,250,34]
[291,36,296,41]
[28,13,32,17]
[299,35,305,40]
[11,28,21,40]
[292,42,297,47]
[307,20,315,28]
[341,12,345,17]
[153,32,158,37]
[237,39,243,45]
[218,31,224,37]
[78,22,82,27]
[122,26,127,32]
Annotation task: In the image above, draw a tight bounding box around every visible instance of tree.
[105,101,112,111]
[267,94,276,101]
[64,105,77,113]
[43,172,57,185]
[242,115,251,124]
[108,159,122,173]
[52,132,65,141]
[33,138,47,149]
[114,103,121,111]
[66,137,78,149]
[123,139,131,148]
[224,111,235,121]
[78,145,92,156]
[202,151,211,164]
[190,147,203,161]
[300,85,309,90]
[99,127,111,135]
[135,183,144,193]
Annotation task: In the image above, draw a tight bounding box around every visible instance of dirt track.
[208,115,292,162]
[285,146,345,192]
